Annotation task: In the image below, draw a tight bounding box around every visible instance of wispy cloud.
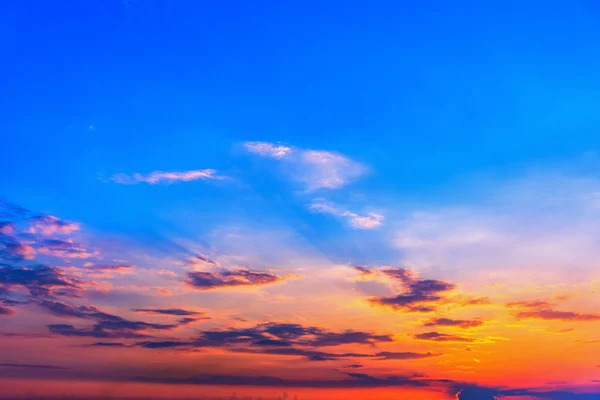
[244,142,293,159]
[243,141,367,190]
[109,169,226,185]
[309,199,383,229]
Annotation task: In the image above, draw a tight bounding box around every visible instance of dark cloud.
[136,340,194,349]
[302,330,393,347]
[0,265,80,297]
[84,342,128,347]
[133,371,428,388]
[414,332,475,342]
[178,317,201,325]
[516,309,600,321]
[344,363,363,369]
[235,346,371,362]
[356,266,489,314]
[0,362,67,370]
[36,238,93,258]
[454,386,501,400]
[260,322,320,339]
[185,254,219,267]
[449,383,600,400]
[130,322,406,363]
[0,305,14,315]
[409,280,455,293]
[132,308,207,317]
[380,267,413,283]
[186,269,285,290]
[0,200,29,219]
[423,318,484,329]
[352,265,374,276]
[38,300,188,339]
[368,272,456,312]
[374,351,440,360]
[48,324,151,339]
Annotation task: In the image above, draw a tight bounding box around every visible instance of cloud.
[507,299,600,322]
[28,215,79,236]
[133,372,429,388]
[244,142,293,159]
[345,364,363,368]
[186,269,287,290]
[0,362,67,370]
[506,300,554,308]
[135,340,194,349]
[86,264,134,272]
[132,308,207,317]
[48,323,152,339]
[515,309,600,321]
[423,318,484,329]
[301,331,393,347]
[37,238,96,259]
[84,342,128,347]
[37,300,189,339]
[0,306,15,316]
[184,253,220,267]
[357,266,489,314]
[374,351,440,360]
[2,242,35,260]
[0,222,14,235]
[309,199,383,229]
[131,322,406,362]
[243,141,367,190]
[369,276,456,313]
[109,169,225,185]
[0,265,81,298]
[414,332,475,342]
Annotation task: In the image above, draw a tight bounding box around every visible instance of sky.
[1,1,600,399]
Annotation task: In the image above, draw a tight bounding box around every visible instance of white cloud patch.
[309,199,383,230]
[392,173,600,288]
[110,169,226,185]
[243,141,367,190]
[244,142,293,159]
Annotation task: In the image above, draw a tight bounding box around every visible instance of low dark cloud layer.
[38,300,190,339]
[0,362,67,370]
[125,322,437,363]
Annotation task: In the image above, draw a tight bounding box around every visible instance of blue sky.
[2,0,600,264]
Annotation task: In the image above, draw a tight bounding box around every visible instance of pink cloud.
[29,216,80,236]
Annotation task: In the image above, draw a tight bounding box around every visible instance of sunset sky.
[2,1,600,399]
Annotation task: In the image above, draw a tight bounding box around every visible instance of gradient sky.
[2,1,600,399]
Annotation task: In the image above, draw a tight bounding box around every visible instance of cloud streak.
[309,199,383,229]
[186,269,288,291]
[109,169,226,185]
